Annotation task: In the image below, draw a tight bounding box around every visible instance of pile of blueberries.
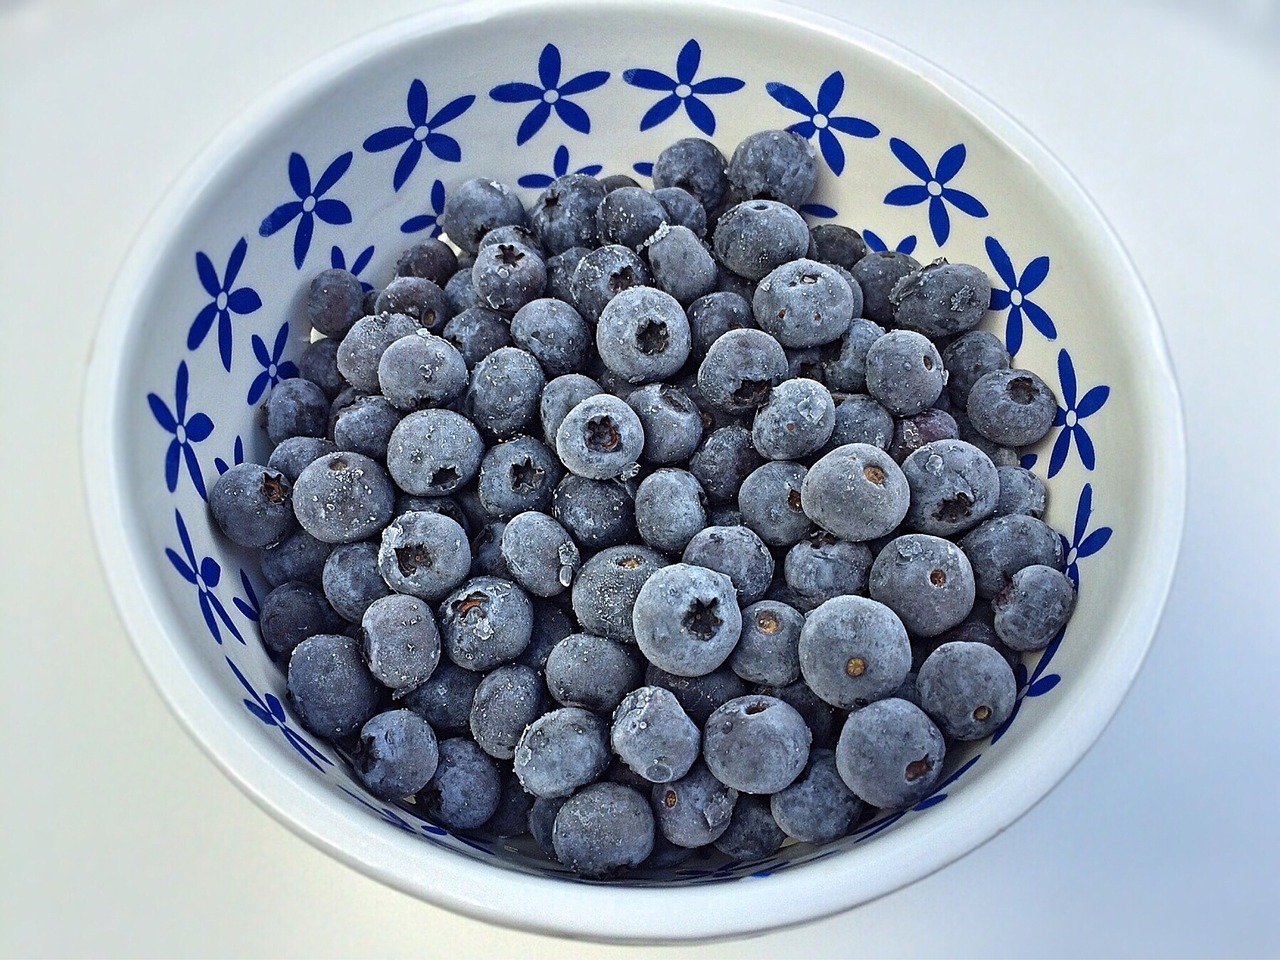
[208,129,1077,878]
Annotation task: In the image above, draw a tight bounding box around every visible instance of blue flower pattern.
[623,39,744,136]
[1062,482,1112,590]
[985,236,1055,356]
[330,244,375,291]
[489,44,609,145]
[401,179,447,237]
[227,656,332,770]
[863,229,918,256]
[766,71,878,175]
[165,509,243,645]
[147,360,214,499]
[246,321,300,405]
[518,144,603,189]
[259,151,354,269]
[188,237,262,371]
[214,435,245,477]
[1048,349,1109,477]
[363,80,475,191]
[884,138,988,246]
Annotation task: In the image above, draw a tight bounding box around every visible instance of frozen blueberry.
[394,238,457,286]
[441,305,514,369]
[552,781,655,876]
[463,346,546,441]
[802,443,910,542]
[729,600,803,686]
[828,393,894,450]
[530,174,606,254]
[992,564,1076,651]
[596,287,692,384]
[499,511,580,598]
[888,408,960,465]
[336,313,420,391]
[864,330,946,417]
[714,793,786,859]
[686,291,753,359]
[509,298,592,377]
[444,265,481,314]
[848,251,921,327]
[374,276,451,333]
[376,512,470,603]
[993,466,1048,519]
[770,748,863,844]
[555,393,645,480]
[321,541,390,622]
[469,520,509,580]
[889,260,992,338]
[260,527,333,589]
[682,525,774,606]
[259,581,344,659]
[634,468,707,555]
[360,593,441,692]
[517,599,575,673]
[375,330,467,411]
[545,245,591,304]
[651,187,708,237]
[959,513,1066,599]
[967,368,1058,447]
[479,223,544,255]
[307,268,364,339]
[696,328,788,414]
[571,545,667,644]
[287,633,380,739]
[728,129,818,209]
[754,678,841,750]
[633,563,743,678]
[712,200,810,281]
[478,436,563,519]
[798,595,911,708]
[901,439,1000,538]
[297,337,345,400]
[751,377,836,460]
[210,462,294,548]
[469,664,546,760]
[823,318,885,394]
[539,373,603,445]
[264,378,328,445]
[552,474,637,551]
[330,395,400,462]
[267,436,338,483]
[737,461,811,548]
[439,576,533,671]
[753,258,857,349]
[514,707,611,799]
[654,137,730,213]
[353,709,440,800]
[291,451,395,545]
[625,384,704,466]
[943,329,1010,408]
[570,244,651,324]
[952,406,1023,468]
[808,223,868,270]
[645,224,718,306]
[420,736,502,829]
[835,697,944,809]
[596,186,668,250]
[485,768,537,839]
[690,425,766,505]
[651,760,737,848]
[783,530,874,612]
[441,177,526,254]
[610,685,701,784]
[916,640,1017,742]
[471,241,546,313]
[703,695,811,794]
[385,409,484,496]
[403,661,482,736]
[869,534,976,638]
[545,632,642,713]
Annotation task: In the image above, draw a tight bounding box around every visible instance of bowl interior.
[86,0,1184,941]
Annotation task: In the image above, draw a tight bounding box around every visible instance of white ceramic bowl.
[83,0,1185,942]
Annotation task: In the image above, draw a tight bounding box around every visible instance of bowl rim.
[82,0,1187,942]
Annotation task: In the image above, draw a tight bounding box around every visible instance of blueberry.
[353,709,440,800]
[322,541,391,622]
[259,581,344,658]
[360,593,441,692]
[527,795,568,857]
[942,329,1010,408]
[376,330,468,411]
[714,794,786,859]
[509,298,592,377]
[711,200,810,281]
[471,241,546,313]
[993,465,1048,519]
[651,760,737,848]
[444,266,481,315]
[376,511,471,603]
[633,563,743,678]
[835,697,944,809]
[651,187,709,237]
[403,661,482,736]
[439,576,533,671]
[307,268,365,338]
[914,608,1012,674]
[571,545,667,644]
[686,291,754,359]
[539,373,604,445]
[625,384,704,466]
[869,534,976,638]
[703,695,811,794]
[335,313,420,391]
[209,462,294,548]
[751,377,836,460]
[267,435,338,483]
[569,244,651,324]
[555,393,645,480]
[737,460,811,548]
[374,276,451,333]
[770,748,863,844]
[260,527,333,589]
[634,468,707,555]
[653,137,730,213]
[513,706,611,799]
[951,406,1022,468]
[478,223,544,256]
[499,510,580,597]
[440,178,527,254]
[646,665,748,728]
[864,329,946,417]
[822,318,885,393]
[600,173,643,192]
[808,223,868,270]
[530,174,606,254]
[385,409,484,496]
[828,394,894,451]
[545,245,592,304]
[291,451,395,545]
[552,474,637,551]
[441,305,514,369]
[966,368,1058,447]
[802,443,910,542]
[798,595,911,708]
[887,408,960,464]
[786,346,828,385]
[992,564,1076,651]
[690,425,766,505]
[696,328,788,414]
[485,768,537,839]
[552,781,655,876]
[463,346,546,441]
[297,337,346,399]
[727,129,818,209]
[420,736,503,829]
[752,258,857,349]
[517,599,576,673]
[848,251,921,327]
[610,685,701,784]
[286,633,380,739]
[394,238,457,286]
[681,524,774,606]
[330,395,401,462]
[477,435,563,518]
[469,664,547,760]
[901,439,1000,537]
[889,260,992,338]
[644,224,718,306]
[914,640,1016,742]
[959,513,1065,599]
[545,632,643,714]
[469,520,509,580]
[596,186,669,250]
[783,530,874,612]
[729,600,804,686]
[596,287,692,384]
[753,678,842,750]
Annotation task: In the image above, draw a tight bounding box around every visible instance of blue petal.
[185,412,214,442]
[799,203,837,219]
[217,310,233,371]
[765,81,815,117]
[195,251,220,296]
[828,115,878,138]
[330,246,345,269]
[277,360,299,380]
[259,201,303,237]
[816,70,844,114]
[200,555,220,588]
[639,94,681,131]
[989,288,1011,310]
[148,393,177,432]
[1074,484,1094,545]
[691,76,744,95]
[1076,426,1096,470]
[224,656,259,700]
[166,546,196,583]
[208,591,243,643]
[489,81,544,103]
[351,245,374,276]
[400,214,436,234]
[315,199,352,226]
[314,152,352,197]
[1022,299,1057,339]
[928,195,951,245]
[425,132,461,163]
[1076,385,1109,419]
[788,119,816,139]
[247,370,270,405]
[164,438,181,492]
[265,692,289,722]
[287,152,311,198]
[683,96,716,136]
[363,124,413,152]
[862,229,886,252]
[226,288,261,315]
[517,100,552,145]
[1028,674,1061,696]
[428,93,475,127]
[538,43,562,89]
[1020,255,1050,293]
[676,38,700,85]
[225,237,249,287]
[819,128,845,175]
[517,173,554,189]
[897,236,917,255]
[1078,525,1112,558]
[406,78,428,126]
[935,143,967,183]
[554,98,591,134]
[174,358,189,418]
[577,163,603,177]
[889,137,933,181]
[633,161,654,177]
[244,700,274,724]
[430,179,446,215]
[558,70,609,95]
[393,138,423,191]
[984,235,1018,287]
[293,212,314,270]
[553,144,569,176]
[1005,306,1024,357]
[1058,349,1078,407]
[187,303,217,352]
[1047,426,1072,478]
[198,592,222,644]
[624,68,677,91]
[272,321,290,361]
[942,187,988,218]
[883,184,929,207]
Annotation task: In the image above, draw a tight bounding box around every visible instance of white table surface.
[2,1,1277,956]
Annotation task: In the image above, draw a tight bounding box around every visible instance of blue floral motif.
[853,754,983,839]
[401,179,447,237]
[232,568,261,623]
[518,144,603,189]
[362,80,474,191]
[799,203,838,220]
[766,71,878,175]
[188,237,262,372]
[883,139,987,246]
[1047,349,1109,477]
[147,361,214,499]
[214,435,245,476]
[246,321,300,405]
[227,657,332,770]
[259,151,354,269]
[985,236,1055,356]
[623,39,745,136]
[330,244,375,291]
[633,160,654,179]
[489,44,610,145]
[863,229,918,256]
[165,509,243,645]
[1061,482,1112,590]
[991,631,1064,745]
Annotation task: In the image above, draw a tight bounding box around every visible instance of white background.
[2,1,1278,956]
